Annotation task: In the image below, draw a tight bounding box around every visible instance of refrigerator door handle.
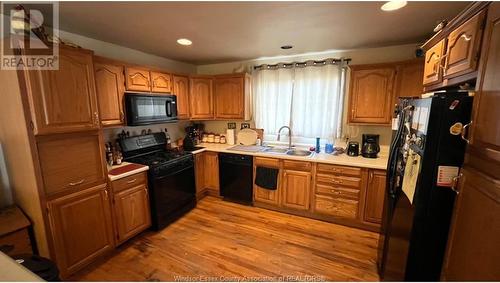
[461,121,472,144]
[450,172,463,194]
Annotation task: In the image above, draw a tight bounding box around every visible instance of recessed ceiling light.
[281,45,293,50]
[381,1,407,11]
[177,38,192,46]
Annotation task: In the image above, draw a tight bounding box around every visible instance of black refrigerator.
[378,92,473,281]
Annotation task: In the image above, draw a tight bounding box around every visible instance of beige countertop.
[191,143,388,170]
[108,162,149,181]
[0,252,43,282]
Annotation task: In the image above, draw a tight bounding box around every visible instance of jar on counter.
[202,134,208,143]
[214,134,220,143]
[220,135,227,144]
[207,133,215,143]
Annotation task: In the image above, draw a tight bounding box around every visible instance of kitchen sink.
[286,149,313,157]
[264,147,289,154]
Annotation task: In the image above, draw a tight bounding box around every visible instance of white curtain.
[253,63,346,144]
[253,68,294,139]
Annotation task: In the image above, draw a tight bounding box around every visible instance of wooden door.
[423,39,446,86]
[203,151,219,194]
[214,77,244,119]
[363,170,386,224]
[348,66,395,124]
[395,59,424,98]
[173,75,190,119]
[113,185,151,244]
[125,67,151,92]
[37,132,107,198]
[47,184,114,277]
[194,153,206,199]
[26,47,100,135]
[253,157,281,206]
[282,170,311,211]
[189,77,214,120]
[151,71,172,93]
[442,4,500,280]
[94,58,125,126]
[444,10,486,79]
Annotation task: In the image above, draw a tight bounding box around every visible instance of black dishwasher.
[219,153,253,204]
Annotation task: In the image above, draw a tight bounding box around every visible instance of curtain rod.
[253,58,351,70]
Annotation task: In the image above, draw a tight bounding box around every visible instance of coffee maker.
[361,134,380,158]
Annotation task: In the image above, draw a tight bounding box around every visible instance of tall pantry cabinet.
[0,45,113,278]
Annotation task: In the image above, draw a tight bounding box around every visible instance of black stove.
[119,133,196,231]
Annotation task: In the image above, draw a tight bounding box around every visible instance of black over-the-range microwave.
[125,92,178,126]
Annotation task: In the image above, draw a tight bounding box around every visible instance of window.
[253,62,347,145]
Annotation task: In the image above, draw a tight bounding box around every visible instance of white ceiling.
[51,1,468,65]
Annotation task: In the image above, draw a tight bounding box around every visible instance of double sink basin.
[262,147,313,157]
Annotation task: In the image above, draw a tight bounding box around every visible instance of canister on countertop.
[226,129,235,145]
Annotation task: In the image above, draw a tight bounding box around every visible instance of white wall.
[58,30,197,74]
[197,44,420,146]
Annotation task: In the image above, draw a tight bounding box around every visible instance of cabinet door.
[395,59,424,98]
[125,67,151,92]
[151,71,172,93]
[26,47,99,135]
[194,153,206,199]
[253,157,280,205]
[444,10,486,79]
[189,78,214,119]
[94,60,125,126]
[47,184,114,277]
[363,170,386,224]
[113,185,151,244]
[214,77,244,119]
[348,67,395,124]
[282,170,311,211]
[203,152,219,193]
[423,39,446,86]
[37,132,107,197]
[173,75,190,119]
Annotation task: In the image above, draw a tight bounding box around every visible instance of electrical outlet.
[227,122,236,129]
[241,123,250,129]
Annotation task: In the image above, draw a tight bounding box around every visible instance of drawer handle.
[330,189,341,194]
[126,178,137,184]
[69,179,85,186]
[332,179,343,184]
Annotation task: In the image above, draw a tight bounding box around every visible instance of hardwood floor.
[71,196,380,281]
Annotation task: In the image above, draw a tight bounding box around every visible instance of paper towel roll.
[226,129,235,145]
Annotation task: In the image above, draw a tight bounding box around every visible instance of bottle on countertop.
[165,128,172,149]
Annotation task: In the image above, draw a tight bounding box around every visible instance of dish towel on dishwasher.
[255,166,279,190]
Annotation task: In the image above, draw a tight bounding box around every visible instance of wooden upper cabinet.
[423,39,446,86]
[282,169,311,211]
[47,184,114,277]
[363,170,386,224]
[348,66,396,125]
[395,59,424,98]
[173,75,190,119]
[25,47,100,135]
[94,58,125,126]
[214,76,245,119]
[151,71,172,93]
[189,77,214,120]
[113,184,151,245]
[125,67,151,92]
[37,132,107,198]
[444,10,486,79]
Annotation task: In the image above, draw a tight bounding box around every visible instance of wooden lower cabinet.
[112,184,151,245]
[253,157,281,206]
[314,195,359,219]
[47,184,114,277]
[363,170,387,224]
[194,153,206,199]
[281,169,311,211]
[203,152,220,195]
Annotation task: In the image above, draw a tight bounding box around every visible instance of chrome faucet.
[277,126,292,150]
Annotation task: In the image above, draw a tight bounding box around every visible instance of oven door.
[125,93,178,126]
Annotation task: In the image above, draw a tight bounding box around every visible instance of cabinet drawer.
[317,164,361,176]
[314,195,358,219]
[111,172,147,193]
[254,157,280,168]
[283,160,311,171]
[315,184,360,200]
[37,133,106,196]
[316,173,361,188]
